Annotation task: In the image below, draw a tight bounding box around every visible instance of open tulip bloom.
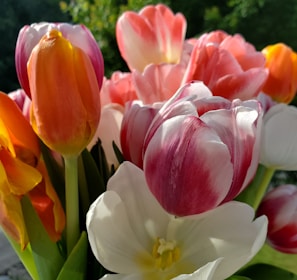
[86,162,268,280]
[3,2,297,280]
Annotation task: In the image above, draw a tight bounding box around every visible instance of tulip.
[260,103,297,170]
[86,162,268,280]
[27,29,102,156]
[261,43,297,103]
[257,184,297,254]
[100,71,137,107]
[0,92,65,249]
[132,63,186,104]
[120,101,161,168]
[15,22,104,98]
[8,88,31,121]
[116,4,186,72]
[143,83,263,216]
[182,30,268,100]
[88,103,124,168]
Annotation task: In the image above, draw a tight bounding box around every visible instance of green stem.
[253,166,275,210]
[64,155,80,256]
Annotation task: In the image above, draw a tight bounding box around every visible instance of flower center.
[152,237,180,270]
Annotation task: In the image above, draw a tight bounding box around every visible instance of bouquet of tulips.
[1,3,297,280]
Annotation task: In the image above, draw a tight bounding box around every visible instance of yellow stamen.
[152,237,180,270]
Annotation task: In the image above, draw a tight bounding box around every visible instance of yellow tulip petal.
[0,149,42,195]
[0,193,28,250]
[0,92,40,158]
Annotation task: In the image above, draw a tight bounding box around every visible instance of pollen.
[152,237,180,270]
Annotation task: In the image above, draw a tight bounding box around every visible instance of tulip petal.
[0,92,40,158]
[144,115,233,216]
[0,149,42,195]
[260,103,297,170]
[87,162,171,273]
[0,163,28,249]
[173,201,267,279]
[200,100,261,200]
[28,160,65,242]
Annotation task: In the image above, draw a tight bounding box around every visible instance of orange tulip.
[262,43,297,103]
[28,29,102,156]
[0,92,65,249]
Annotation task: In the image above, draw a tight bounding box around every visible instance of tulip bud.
[120,101,160,168]
[261,43,297,103]
[28,29,102,156]
[15,22,104,98]
[257,184,297,254]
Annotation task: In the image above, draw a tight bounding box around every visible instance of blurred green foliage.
[2,0,297,91]
[60,0,170,77]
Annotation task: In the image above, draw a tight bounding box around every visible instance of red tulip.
[257,184,297,254]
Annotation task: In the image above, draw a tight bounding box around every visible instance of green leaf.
[227,276,251,280]
[21,195,65,280]
[56,231,88,280]
[245,243,297,275]
[112,140,125,165]
[238,263,297,280]
[81,148,106,204]
[1,229,39,279]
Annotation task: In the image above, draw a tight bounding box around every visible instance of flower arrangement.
[1,3,297,280]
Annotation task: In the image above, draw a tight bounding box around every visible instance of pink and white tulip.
[257,184,297,254]
[120,101,161,168]
[15,22,104,97]
[116,4,187,72]
[182,30,268,100]
[144,83,263,216]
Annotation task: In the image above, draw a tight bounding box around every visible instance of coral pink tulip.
[100,72,137,107]
[143,83,262,216]
[182,30,268,100]
[116,4,186,72]
[132,63,186,104]
[257,184,297,254]
[15,22,104,98]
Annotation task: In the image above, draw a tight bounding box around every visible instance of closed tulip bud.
[15,22,104,98]
[261,43,297,103]
[28,29,102,156]
[143,82,263,216]
[257,184,297,254]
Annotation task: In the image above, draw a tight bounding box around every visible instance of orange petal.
[0,163,28,249]
[0,92,40,158]
[28,160,65,242]
[0,149,42,195]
